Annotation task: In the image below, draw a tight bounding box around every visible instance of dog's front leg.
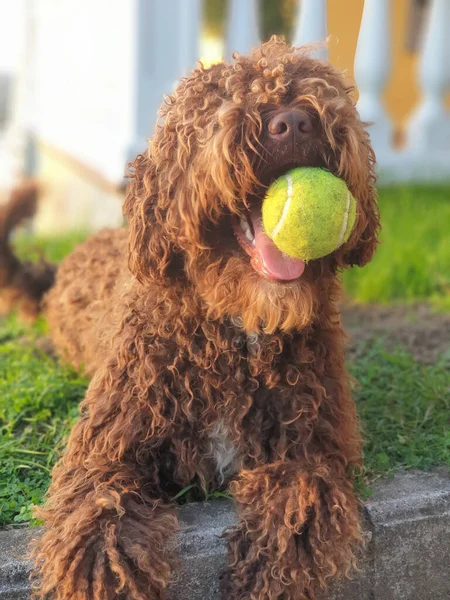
[31,360,178,600]
[221,460,362,600]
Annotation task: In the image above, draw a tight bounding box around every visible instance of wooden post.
[406,0,450,170]
[226,0,260,60]
[292,0,328,59]
[354,0,393,163]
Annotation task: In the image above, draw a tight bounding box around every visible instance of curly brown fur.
[23,38,381,600]
[0,181,56,321]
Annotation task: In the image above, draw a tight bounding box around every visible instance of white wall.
[0,0,27,191]
[0,0,25,74]
[28,0,135,182]
[26,0,202,184]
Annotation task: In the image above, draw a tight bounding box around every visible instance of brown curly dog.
[1,38,379,600]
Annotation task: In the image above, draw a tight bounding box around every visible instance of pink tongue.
[250,208,305,281]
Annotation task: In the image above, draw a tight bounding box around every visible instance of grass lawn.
[0,316,87,525]
[0,184,449,525]
[343,185,450,309]
[14,230,88,264]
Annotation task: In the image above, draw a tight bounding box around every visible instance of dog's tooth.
[245,229,254,243]
[240,218,249,232]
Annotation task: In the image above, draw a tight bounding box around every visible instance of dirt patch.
[342,303,450,364]
[6,305,450,365]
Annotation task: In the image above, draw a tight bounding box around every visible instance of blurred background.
[0,0,449,233]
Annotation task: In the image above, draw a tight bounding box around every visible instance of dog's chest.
[204,320,281,480]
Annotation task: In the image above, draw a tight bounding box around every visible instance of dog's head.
[124,37,379,332]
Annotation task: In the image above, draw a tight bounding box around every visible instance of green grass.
[0,315,87,525]
[351,341,450,483]
[343,185,450,309]
[14,230,88,264]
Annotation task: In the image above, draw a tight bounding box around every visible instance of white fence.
[1,0,450,192]
[354,0,450,182]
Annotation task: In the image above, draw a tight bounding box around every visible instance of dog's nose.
[267,110,313,141]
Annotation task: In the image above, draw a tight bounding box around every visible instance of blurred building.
[0,0,449,233]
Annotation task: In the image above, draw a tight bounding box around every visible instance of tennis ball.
[262,167,357,261]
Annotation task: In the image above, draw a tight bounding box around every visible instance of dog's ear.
[336,128,381,268]
[123,153,181,286]
[344,183,380,268]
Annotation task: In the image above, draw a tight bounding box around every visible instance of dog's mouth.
[232,205,305,283]
[232,161,315,283]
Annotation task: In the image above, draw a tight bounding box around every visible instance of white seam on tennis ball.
[338,190,352,246]
[272,173,293,240]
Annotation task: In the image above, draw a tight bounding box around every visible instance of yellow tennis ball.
[262,167,357,261]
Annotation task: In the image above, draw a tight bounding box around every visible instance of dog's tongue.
[250,208,305,281]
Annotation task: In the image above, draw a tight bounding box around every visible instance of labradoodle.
[1,37,379,600]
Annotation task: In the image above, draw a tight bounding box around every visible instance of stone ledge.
[1,470,449,600]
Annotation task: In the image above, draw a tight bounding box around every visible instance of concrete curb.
[1,470,449,599]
